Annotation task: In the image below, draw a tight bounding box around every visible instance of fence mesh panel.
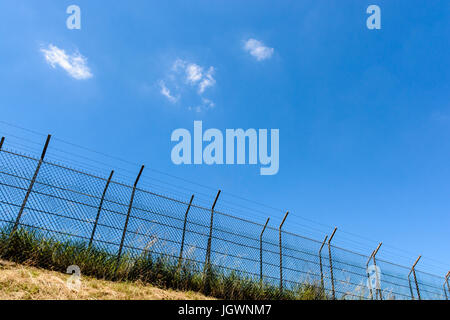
[0,147,447,300]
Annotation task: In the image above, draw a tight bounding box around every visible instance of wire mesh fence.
[0,139,448,300]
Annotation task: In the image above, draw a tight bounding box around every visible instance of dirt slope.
[0,260,211,300]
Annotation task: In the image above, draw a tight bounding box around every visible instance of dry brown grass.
[0,260,212,300]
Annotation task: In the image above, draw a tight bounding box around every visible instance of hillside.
[0,260,211,300]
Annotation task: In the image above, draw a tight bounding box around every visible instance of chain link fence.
[0,140,448,300]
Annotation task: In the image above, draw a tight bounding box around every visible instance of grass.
[0,226,328,300]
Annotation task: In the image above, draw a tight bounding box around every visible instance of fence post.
[115,165,144,276]
[89,170,114,247]
[319,235,328,291]
[413,256,422,300]
[447,271,450,291]
[327,227,337,300]
[203,190,221,294]
[408,255,422,300]
[366,250,375,300]
[279,211,289,292]
[260,217,270,285]
[204,190,221,270]
[179,194,194,265]
[444,271,450,300]
[12,134,51,234]
[371,242,383,300]
[0,136,5,150]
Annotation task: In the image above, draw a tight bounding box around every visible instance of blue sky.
[0,1,449,274]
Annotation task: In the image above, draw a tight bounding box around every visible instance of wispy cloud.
[172,59,216,93]
[186,64,203,83]
[244,39,274,61]
[198,67,215,94]
[159,59,216,111]
[41,44,92,80]
[159,80,178,103]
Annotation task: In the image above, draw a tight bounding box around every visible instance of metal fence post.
[371,242,383,300]
[412,257,422,300]
[327,227,337,300]
[115,165,144,276]
[12,134,51,234]
[179,194,194,265]
[366,250,375,300]
[408,255,422,300]
[447,271,450,291]
[319,235,328,291]
[444,271,450,300]
[260,217,270,285]
[89,170,114,247]
[203,190,221,295]
[279,211,289,292]
[204,190,221,271]
[0,136,5,150]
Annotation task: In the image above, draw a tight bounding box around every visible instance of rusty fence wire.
[0,141,448,300]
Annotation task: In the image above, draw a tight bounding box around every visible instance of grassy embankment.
[0,227,326,300]
[0,259,210,300]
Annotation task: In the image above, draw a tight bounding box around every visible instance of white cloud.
[159,80,178,103]
[244,38,274,61]
[198,67,215,94]
[159,59,216,111]
[186,64,203,83]
[41,44,92,80]
[171,59,216,92]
